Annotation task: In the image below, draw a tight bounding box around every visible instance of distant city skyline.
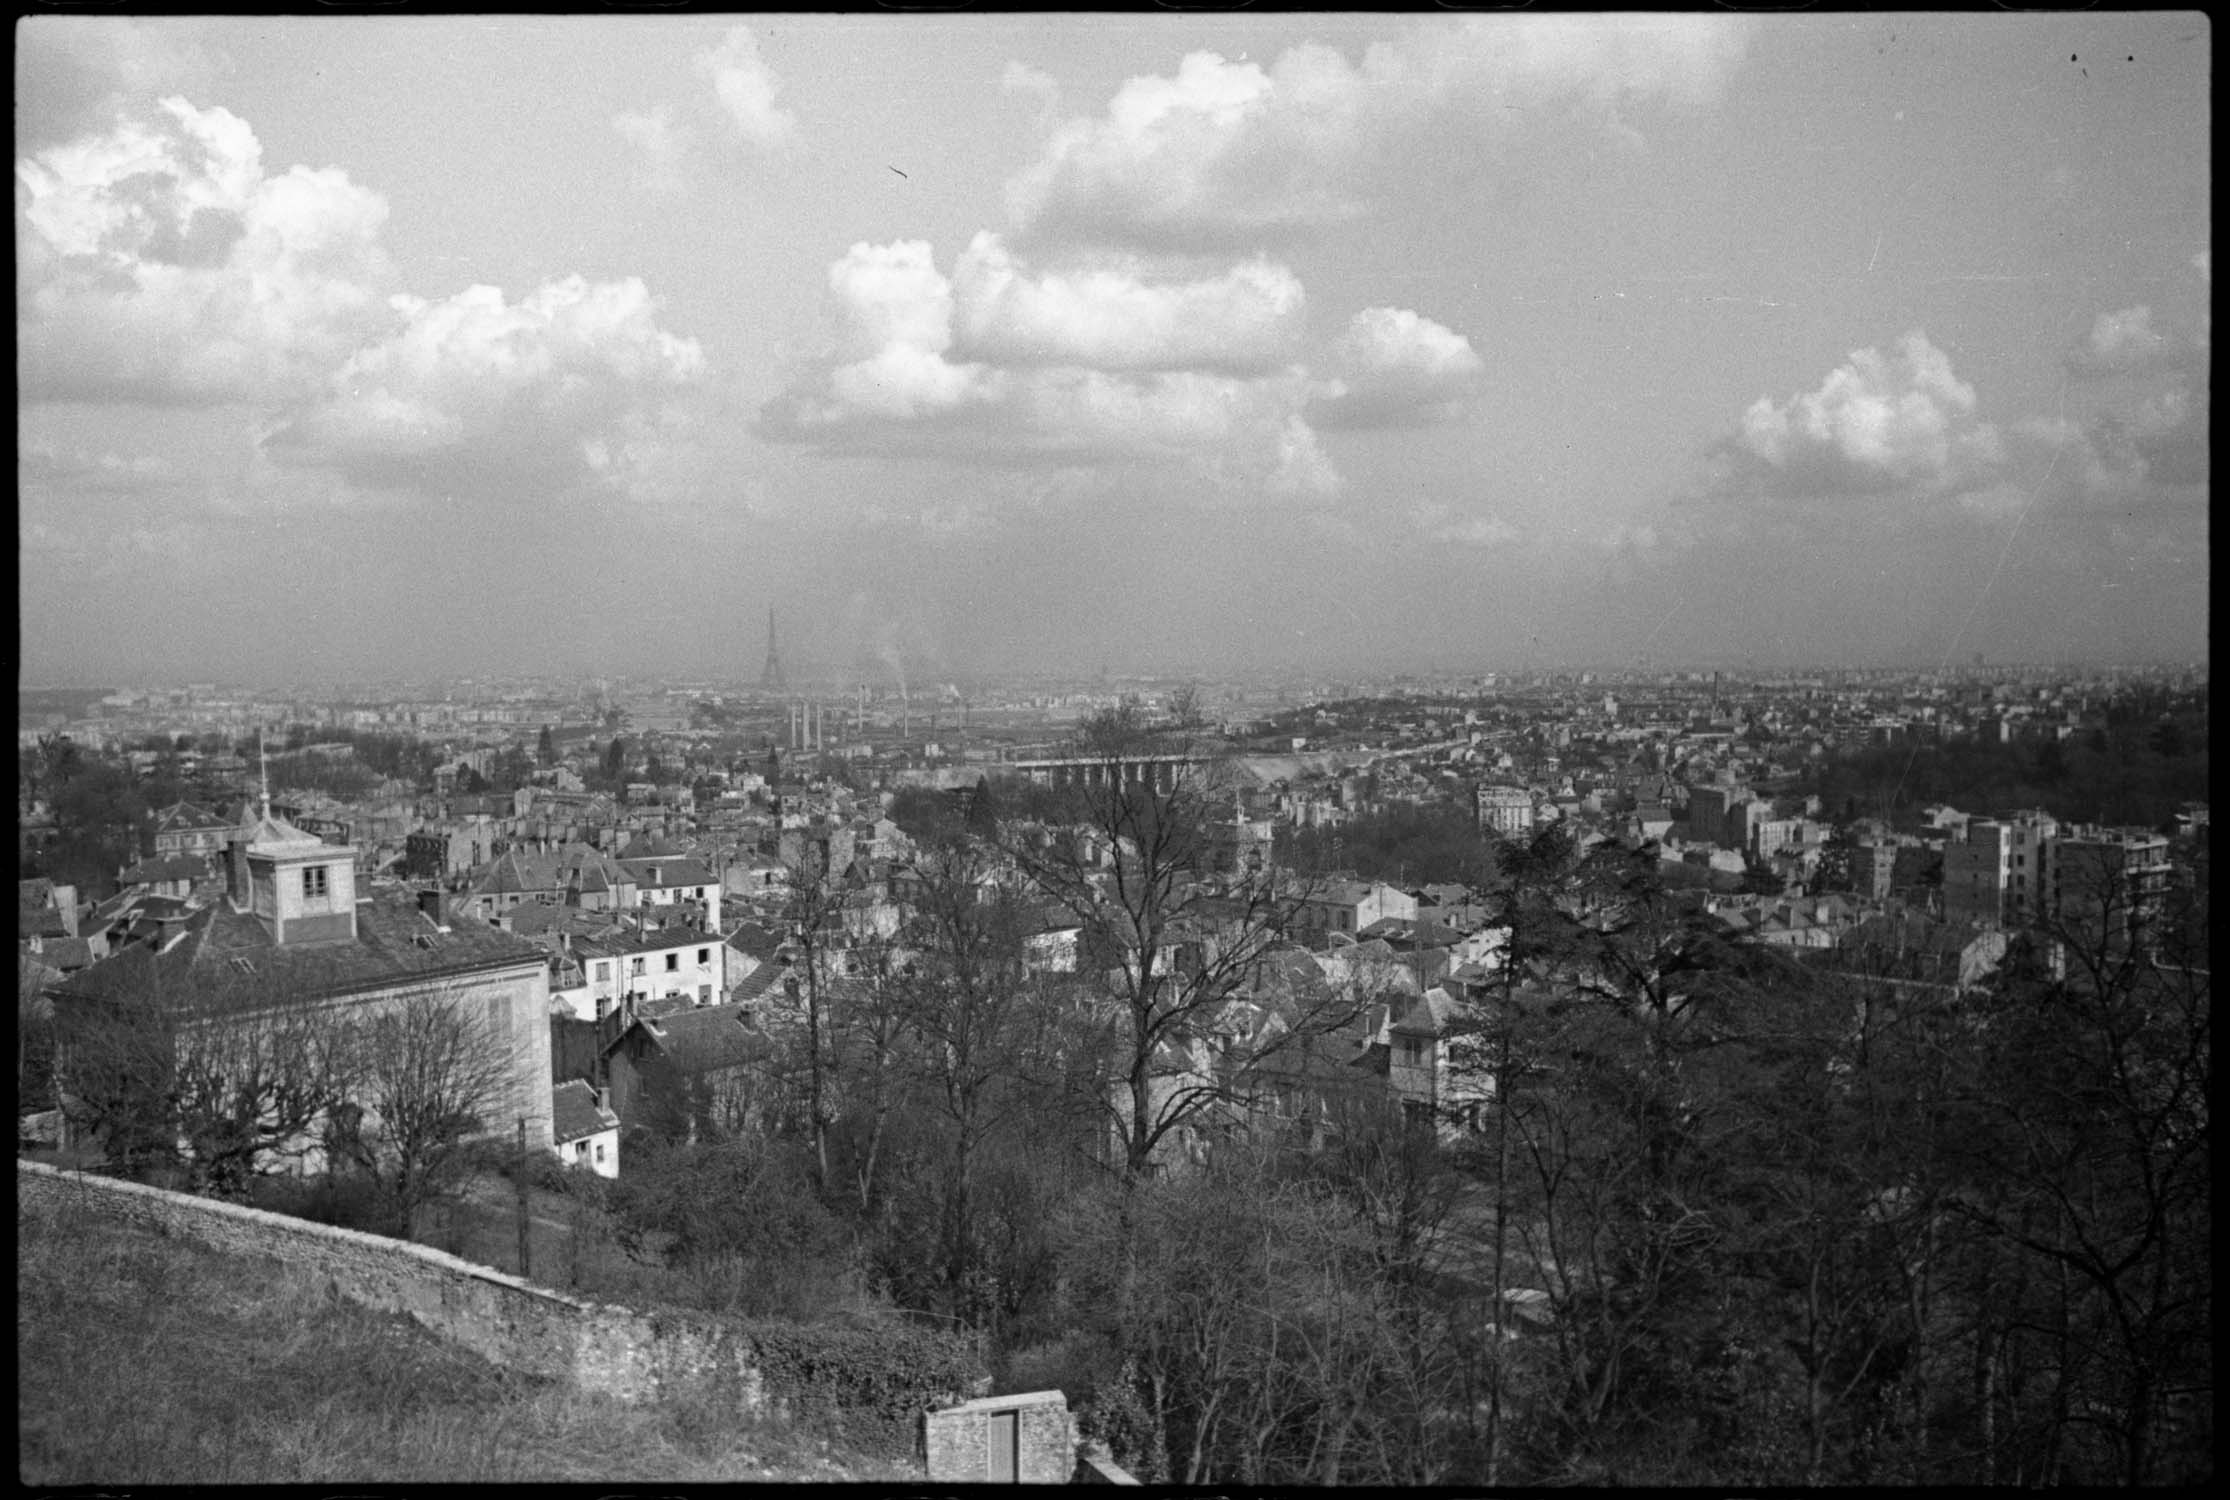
[17,13,2211,684]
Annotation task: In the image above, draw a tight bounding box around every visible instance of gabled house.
[551,1078,620,1177]
[573,922,726,1021]
[116,853,213,902]
[603,1001,773,1142]
[148,802,234,861]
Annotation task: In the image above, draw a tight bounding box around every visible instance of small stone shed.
[924,1389,1075,1483]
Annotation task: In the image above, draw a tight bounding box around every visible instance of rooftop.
[52,891,546,1011]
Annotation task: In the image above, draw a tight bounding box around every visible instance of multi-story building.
[572,922,727,1022]
[1684,783,1752,849]
[2045,826,2172,948]
[1851,835,1900,901]
[148,801,235,861]
[1942,810,2058,928]
[1475,784,1535,837]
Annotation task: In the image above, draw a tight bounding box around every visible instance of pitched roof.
[621,832,698,859]
[628,1002,770,1076]
[551,1079,620,1144]
[722,918,787,958]
[619,856,717,890]
[241,809,333,857]
[574,922,719,961]
[18,903,71,941]
[52,892,547,1011]
[728,961,791,1006]
[152,801,228,832]
[119,853,211,886]
[470,848,562,897]
[40,936,95,972]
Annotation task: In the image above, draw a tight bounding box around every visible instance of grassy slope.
[17,1194,923,1485]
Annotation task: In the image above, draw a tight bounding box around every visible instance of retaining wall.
[18,1161,762,1408]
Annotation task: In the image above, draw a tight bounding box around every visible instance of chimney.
[418,888,449,931]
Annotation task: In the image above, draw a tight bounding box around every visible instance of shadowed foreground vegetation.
[17,1194,922,1485]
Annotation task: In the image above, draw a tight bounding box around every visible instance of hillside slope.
[18,1193,922,1485]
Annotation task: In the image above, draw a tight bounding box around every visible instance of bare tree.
[772,838,852,1190]
[890,836,1054,1323]
[50,965,360,1196]
[328,985,522,1236]
[1007,712,1339,1184]
[1166,682,1204,733]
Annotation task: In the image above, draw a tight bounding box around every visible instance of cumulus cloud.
[612,107,692,193]
[758,237,1336,499]
[264,274,709,501]
[950,232,1305,373]
[15,17,224,152]
[1007,15,1755,250]
[694,26,794,148]
[1311,306,1486,429]
[1713,331,2006,502]
[16,96,396,404]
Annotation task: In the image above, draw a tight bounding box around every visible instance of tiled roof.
[119,854,211,886]
[152,801,228,832]
[41,936,95,971]
[630,1002,770,1076]
[574,922,720,961]
[728,962,790,1005]
[19,903,71,941]
[621,832,697,859]
[723,919,787,958]
[619,856,717,889]
[551,1079,619,1143]
[52,892,547,1011]
[470,849,562,897]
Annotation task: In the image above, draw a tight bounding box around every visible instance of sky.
[15,11,2212,687]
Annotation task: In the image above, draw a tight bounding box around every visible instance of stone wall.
[924,1390,1076,1484]
[18,1161,759,1407]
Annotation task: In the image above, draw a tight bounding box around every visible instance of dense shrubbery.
[740,1319,983,1450]
[1277,798,1499,887]
[1804,693,2208,830]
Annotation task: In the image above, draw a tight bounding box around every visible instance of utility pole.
[516,1115,531,1279]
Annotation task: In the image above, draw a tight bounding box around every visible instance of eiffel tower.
[759,607,787,693]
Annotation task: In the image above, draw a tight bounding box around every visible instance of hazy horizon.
[17,13,2211,685]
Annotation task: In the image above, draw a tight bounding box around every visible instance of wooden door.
[986,1409,1017,1482]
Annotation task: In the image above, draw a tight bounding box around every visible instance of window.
[595,961,611,981]
[630,957,645,976]
[698,948,711,965]
[303,865,329,899]
[595,1143,606,1165]
[665,952,679,972]
[1400,1038,1425,1066]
